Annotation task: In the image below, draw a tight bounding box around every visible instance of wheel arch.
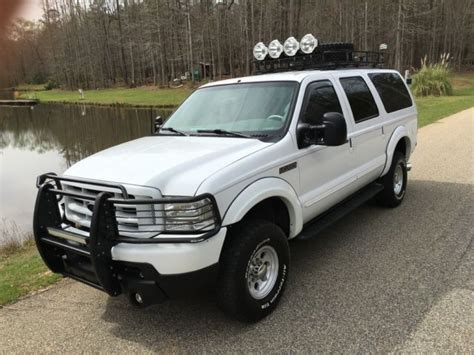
[382,126,412,176]
[221,178,303,239]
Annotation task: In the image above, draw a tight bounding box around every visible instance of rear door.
[333,73,386,188]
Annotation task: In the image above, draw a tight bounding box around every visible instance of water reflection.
[0,103,171,242]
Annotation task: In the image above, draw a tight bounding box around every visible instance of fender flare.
[382,126,412,176]
[222,178,303,239]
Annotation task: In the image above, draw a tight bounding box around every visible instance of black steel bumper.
[33,173,221,305]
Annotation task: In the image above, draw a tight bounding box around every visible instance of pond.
[0,103,172,245]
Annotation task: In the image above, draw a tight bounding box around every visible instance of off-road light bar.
[253,39,385,73]
[253,34,318,60]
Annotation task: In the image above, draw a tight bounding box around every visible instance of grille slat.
[63,184,153,236]
[67,202,92,217]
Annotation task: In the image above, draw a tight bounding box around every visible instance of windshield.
[162,82,298,137]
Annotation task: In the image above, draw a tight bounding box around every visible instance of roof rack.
[254,42,385,74]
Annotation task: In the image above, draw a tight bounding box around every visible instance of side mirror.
[153,116,163,133]
[320,112,347,146]
[296,112,347,149]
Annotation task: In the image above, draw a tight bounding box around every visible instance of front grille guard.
[33,173,222,295]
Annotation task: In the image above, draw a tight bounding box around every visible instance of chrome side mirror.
[153,116,163,133]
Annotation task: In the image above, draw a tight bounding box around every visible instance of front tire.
[376,151,407,207]
[216,220,290,322]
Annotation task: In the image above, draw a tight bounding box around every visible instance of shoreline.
[29,100,178,109]
[17,86,192,109]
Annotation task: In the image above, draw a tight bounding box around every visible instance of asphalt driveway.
[1,108,472,353]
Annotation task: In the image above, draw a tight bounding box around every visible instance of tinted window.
[301,81,342,125]
[340,76,379,123]
[369,73,413,113]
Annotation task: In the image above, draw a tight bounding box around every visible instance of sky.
[18,0,44,21]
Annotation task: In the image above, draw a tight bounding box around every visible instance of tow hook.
[126,278,168,308]
[129,291,148,308]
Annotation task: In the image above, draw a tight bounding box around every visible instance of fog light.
[283,36,300,56]
[300,34,318,54]
[253,42,268,61]
[268,39,283,58]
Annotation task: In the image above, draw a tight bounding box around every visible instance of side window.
[340,76,379,123]
[368,72,413,113]
[301,80,343,125]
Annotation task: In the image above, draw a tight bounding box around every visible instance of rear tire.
[376,151,407,207]
[216,220,290,322]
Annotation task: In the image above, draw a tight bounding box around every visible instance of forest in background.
[0,0,472,89]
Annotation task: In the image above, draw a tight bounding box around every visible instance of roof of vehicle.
[200,68,399,88]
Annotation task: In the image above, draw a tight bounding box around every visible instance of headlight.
[283,36,299,56]
[253,42,268,61]
[164,197,216,232]
[268,39,283,58]
[300,34,318,54]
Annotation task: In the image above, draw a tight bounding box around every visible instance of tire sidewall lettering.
[261,263,287,309]
[244,236,288,309]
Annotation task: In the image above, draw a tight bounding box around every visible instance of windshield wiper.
[159,127,188,136]
[196,129,251,138]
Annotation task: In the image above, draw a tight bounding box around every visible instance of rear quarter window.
[340,76,379,123]
[368,73,413,113]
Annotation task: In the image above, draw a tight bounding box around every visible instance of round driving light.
[300,34,318,54]
[283,36,300,56]
[253,42,268,61]
[268,39,283,58]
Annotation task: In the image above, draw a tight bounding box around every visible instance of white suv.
[34,67,416,322]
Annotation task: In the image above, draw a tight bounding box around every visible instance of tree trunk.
[116,0,129,85]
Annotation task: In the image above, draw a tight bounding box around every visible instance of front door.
[296,79,357,223]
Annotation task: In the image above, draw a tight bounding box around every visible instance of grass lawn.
[20,86,192,107]
[14,83,47,91]
[0,241,61,306]
[415,72,474,127]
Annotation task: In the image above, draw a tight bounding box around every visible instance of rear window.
[340,76,379,123]
[368,73,413,113]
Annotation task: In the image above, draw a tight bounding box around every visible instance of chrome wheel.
[393,163,404,195]
[247,245,279,300]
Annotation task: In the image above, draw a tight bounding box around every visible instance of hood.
[65,136,271,195]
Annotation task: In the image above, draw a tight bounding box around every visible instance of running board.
[297,183,384,240]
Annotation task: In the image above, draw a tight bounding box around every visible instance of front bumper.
[33,174,223,305]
